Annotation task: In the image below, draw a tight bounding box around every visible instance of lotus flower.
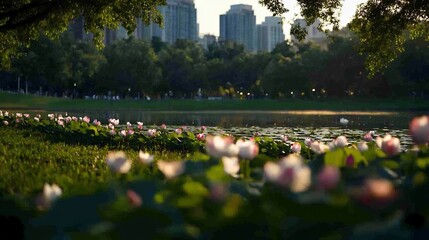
[363,132,373,142]
[57,120,64,127]
[147,129,157,137]
[304,137,312,147]
[175,128,183,135]
[65,116,71,123]
[291,142,301,153]
[0,110,2,117]
[196,133,205,141]
[127,130,134,135]
[281,135,288,142]
[24,114,30,118]
[16,113,22,118]
[335,136,348,148]
[93,119,101,126]
[34,117,40,122]
[236,139,259,159]
[71,116,78,122]
[4,111,9,117]
[378,135,401,156]
[109,130,116,136]
[137,122,143,130]
[339,118,349,125]
[310,141,329,154]
[83,116,90,123]
[3,120,8,125]
[205,135,237,158]
[157,160,185,179]
[127,190,142,207]
[138,151,154,165]
[106,151,132,174]
[346,155,355,168]
[109,118,120,125]
[201,126,207,131]
[358,142,369,152]
[120,130,127,137]
[265,154,311,193]
[126,122,132,128]
[409,115,429,145]
[222,156,240,176]
[317,166,340,190]
[160,124,167,129]
[355,179,397,208]
[37,183,62,210]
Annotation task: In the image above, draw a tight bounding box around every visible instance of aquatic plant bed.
[1,110,429,239]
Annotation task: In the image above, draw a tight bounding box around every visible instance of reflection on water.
[56,110,423,130]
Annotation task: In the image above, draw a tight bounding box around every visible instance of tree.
[259,0,429,75]
[0,0,165,68]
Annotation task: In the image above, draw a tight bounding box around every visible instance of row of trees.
[1,31,428,99]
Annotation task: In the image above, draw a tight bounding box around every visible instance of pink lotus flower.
[127,129,134,135]
[24,114,30,118]
[363,132,373,142]
[127,190,142,208]
[310,141,328,154]
[346,155,355,168]
[3,120,8,125]
[409,115,429,145]
[109,118,120,125]
[378,135,401,156]
[175,128,183,135]
[335,136,348,148]
[137,122,143,130]
[205,135,237,158]
[65,116,71,123]
[317,166,340,190]
[4,111,9,117]
[196,133,205,141]
[93,120,101,126]
[109,130,116,136]
[304,137,313,147]
[236,139,259,159]
[34,117,40,122]
[120,130,127,137]
[201,126,207,131]
[106,151,132,174]
[291,142,301,153]
[265,154,311,193]
[157,160,185,179]
[57,120,64,127]
[83,116,90,123]
[355,179,397,208]
[222,156,240,176]
[0,110,3,117]
[48,114,56,120]
[147,129,157,137]
[281,135,288,142]
[127,122,132,128]
[71,116,78,121]
[160,124,167,129]
[358,142,369,152]
[108,123,115,130]
[16,113,22,118]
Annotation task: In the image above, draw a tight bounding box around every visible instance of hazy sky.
[194,0,368,38]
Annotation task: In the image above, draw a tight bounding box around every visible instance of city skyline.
[195,0,368,38]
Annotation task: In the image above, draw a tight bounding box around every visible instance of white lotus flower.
[358,142,369,152]
[157,160,185,179]
[236,139,259,159]
[106,151,132,174]
[335,136,348,148]
[139,151,154,165]
[222,156,240,176]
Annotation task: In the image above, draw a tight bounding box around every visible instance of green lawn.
[1,92,428,111]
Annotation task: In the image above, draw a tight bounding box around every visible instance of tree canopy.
[0,0,428,74]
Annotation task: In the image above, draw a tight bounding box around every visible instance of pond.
[57,110,422,129]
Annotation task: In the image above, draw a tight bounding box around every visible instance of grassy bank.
[1,92,428,111]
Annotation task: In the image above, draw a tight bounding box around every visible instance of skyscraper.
[140,0,198,43]
[219,4,256,52]
[257,17,285,52]
[291,18,326,45]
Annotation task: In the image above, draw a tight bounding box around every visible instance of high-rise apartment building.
[219,4,256,52]
[198,34,217,50]
[291,18,326,44]
[139,0,198,43]
[257,17,285,52]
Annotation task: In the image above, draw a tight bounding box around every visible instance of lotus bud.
[106,151,132,174]
[157,160,185,179]
[138,151,154,165]
[291,142,301,153]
